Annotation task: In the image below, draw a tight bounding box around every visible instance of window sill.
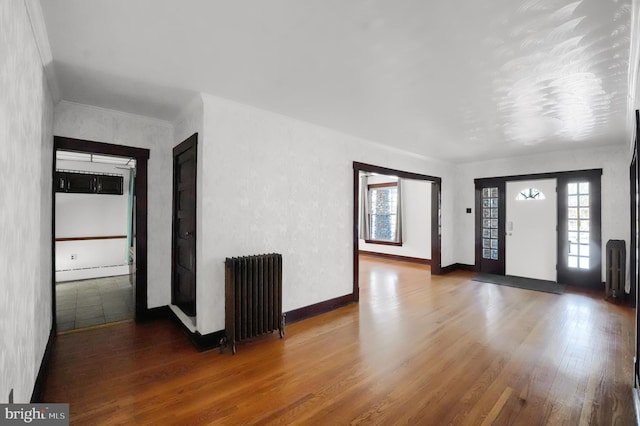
[364,240,403,247]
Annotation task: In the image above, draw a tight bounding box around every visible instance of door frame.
[475,179,506,275]
[352,162,442,302]
[475,169,602,281]
[171,133,198,316]
[52,136,151,330]
[631,146,637,309]
[556,171,602,287]
[632,110,639,388]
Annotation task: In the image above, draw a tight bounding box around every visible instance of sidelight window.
[567,182,590,269]
[482,187,499,260]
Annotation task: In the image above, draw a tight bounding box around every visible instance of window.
[567,182,590,269]
[515,188,546,200]
[481,187,499,260]
[369,183,397,241]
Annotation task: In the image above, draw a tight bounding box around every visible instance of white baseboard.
[55,264,130,282]
[169,305,197,333]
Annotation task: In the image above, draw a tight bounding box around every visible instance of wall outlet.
[71,254,77,260]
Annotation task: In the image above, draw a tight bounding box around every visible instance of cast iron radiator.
[605,240,626,303]
[220,253,285,354]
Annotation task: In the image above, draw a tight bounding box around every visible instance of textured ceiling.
[40,0,632,162]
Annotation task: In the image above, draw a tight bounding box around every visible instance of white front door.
[506,179,557,281]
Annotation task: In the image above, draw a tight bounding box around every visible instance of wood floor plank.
[481,387,514,426]
[43,255,636,425]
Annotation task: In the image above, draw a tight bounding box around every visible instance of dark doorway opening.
[52,137,150,332]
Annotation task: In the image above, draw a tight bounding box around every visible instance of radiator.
[605,240,625,303]
[221,253,285,354]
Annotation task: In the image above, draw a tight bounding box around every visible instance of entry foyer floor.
[44,255,634,424]
[55,275,133,332]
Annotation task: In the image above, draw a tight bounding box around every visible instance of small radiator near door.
[605,240,626,303]
[220,253,285,354]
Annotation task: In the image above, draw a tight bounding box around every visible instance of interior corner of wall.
[172,94,204,143]
[175,93,204,120]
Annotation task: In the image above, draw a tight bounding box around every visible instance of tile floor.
[56,275,134,332]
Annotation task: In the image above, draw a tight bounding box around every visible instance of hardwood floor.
[43,255,636,425]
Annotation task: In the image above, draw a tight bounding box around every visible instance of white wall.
[454,145,630,285]
[174,95,204,144]
[54,101,174,308]
[194,93,454,335]
[0,0,54,403]
[55,160,131,281]
[359,174,432,259]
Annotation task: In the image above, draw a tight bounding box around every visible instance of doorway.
[54,150,137,331]
[505,179,557,281]
[52,137,150,333]
[475,170,602,288]
[352,162,442,301]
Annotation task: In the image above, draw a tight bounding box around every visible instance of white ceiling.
[40,0,633,162]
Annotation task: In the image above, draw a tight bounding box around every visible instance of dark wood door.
[631,152,637,308]
[634,111,640,387]
[557,172,602,288]
[475,181,506,275]
[172,134,197,316]
[631,148,639,387]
